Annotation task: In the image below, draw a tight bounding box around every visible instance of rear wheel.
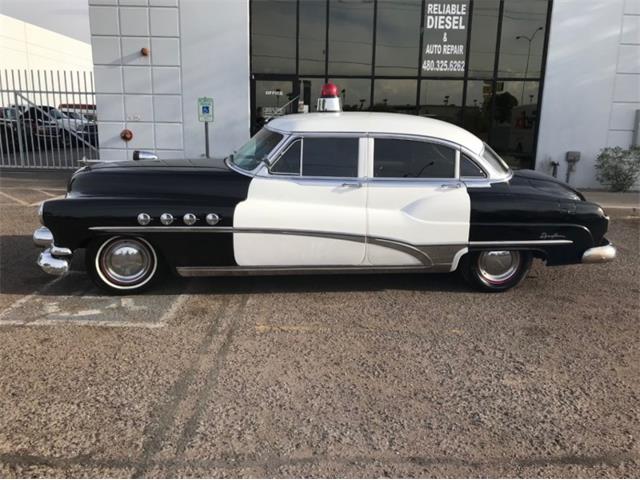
[460,250,532,292]
[86,236,160,294]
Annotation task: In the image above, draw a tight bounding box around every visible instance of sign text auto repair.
[423,2,469,74]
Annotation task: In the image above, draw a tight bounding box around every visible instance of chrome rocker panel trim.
[582,241,616,264]
[177,265,446,277]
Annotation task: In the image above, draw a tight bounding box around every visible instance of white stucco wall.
[90,0,249,161]
[180,0,251,159]
[0,14,93,72]
[536,0,640,188]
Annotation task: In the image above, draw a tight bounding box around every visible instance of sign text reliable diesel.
[426,3,467,30]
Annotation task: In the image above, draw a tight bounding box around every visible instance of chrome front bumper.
[582,240,617,264]
[34,226,71,275]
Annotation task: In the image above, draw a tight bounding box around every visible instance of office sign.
[422,1,470,75]
[198,97,214,122]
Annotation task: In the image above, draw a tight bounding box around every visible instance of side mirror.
[133,150,158,161]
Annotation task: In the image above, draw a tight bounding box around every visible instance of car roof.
[267,112,485,154]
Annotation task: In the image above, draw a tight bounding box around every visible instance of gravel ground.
[0,172,638,477]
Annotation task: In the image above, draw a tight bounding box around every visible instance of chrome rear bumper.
[34,226,71,275]
[582,241,617,264]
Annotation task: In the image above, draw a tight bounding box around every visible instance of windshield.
[43,108,68,120]
[229,128,284,171]
[482,143,510,174]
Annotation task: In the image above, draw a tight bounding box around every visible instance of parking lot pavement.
[0,173,639,477]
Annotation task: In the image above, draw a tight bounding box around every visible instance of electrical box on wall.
[633,110,640,148]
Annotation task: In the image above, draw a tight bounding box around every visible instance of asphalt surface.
[0,171,639,477]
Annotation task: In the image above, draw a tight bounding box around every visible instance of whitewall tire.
[87,236,160,294]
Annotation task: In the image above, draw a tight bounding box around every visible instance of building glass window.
[375,0,422,76]
[330,78,371,111]
[328,0,374,76]
[463,80,492,142]
[299,0,327,75]
[489,80,540,169]
[373,79,417,113]
[419,80,463,125]
[467,0,500,78]
[498,0,548,78]
[249,0,551,170]
[250,0,296,74]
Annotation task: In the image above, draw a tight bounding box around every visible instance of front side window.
[302,138,359,177]
[374,139,455,178]
[230,128,284,171]
[270,139,301,175]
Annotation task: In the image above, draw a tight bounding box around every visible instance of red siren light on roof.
[317,83,342,112]
[321,83,339,98]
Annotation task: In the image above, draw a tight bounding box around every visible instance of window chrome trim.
[369,134,459,181]
[259,133,363,180]
[268,138,302,176]
[225,126,291,177]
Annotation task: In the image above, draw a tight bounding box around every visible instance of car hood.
[67,158,251,199]
[510,169,585,201]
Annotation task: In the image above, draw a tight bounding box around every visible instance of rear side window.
[302,138,358,177]
[460,154,487,178]
[374,139,455,178]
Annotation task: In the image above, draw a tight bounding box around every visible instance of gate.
[0,69,99,169]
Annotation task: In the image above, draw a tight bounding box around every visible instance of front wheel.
[86,236,161,294]
[459,250,532,292]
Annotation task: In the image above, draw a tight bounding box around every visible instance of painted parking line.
[0,190,29,206]
[0,272,188,329]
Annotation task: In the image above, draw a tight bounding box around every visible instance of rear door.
[365,136,470,270]
[233,135,368,266]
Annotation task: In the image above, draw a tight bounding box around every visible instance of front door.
[251,77,298,135]
[233,136,367,266]
[365,137,470,270]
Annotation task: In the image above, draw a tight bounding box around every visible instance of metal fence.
[0,69,99,169]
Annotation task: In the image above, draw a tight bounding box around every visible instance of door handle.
[440,183,461,189]
[341,181,362,188]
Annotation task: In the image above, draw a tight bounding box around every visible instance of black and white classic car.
[34,84,615,294]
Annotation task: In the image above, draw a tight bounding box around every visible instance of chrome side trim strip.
[469,240,573,246]
[90,226,234,232]
[176,265,447,277]
[89,226,467,266]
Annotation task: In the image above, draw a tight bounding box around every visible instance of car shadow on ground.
[1,234,472,297]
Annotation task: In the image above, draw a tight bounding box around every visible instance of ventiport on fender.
[34,83,615,294]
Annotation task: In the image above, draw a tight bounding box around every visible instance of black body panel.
[43,159,251,267]
[467,170,609,265]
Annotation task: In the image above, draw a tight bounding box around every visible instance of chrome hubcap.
[100,239,152,285]
[477,250,521,285]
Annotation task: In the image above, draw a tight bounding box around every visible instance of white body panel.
[233,176,367,266]
[366,181,470,267]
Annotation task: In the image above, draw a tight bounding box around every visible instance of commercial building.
[88,0,640,188]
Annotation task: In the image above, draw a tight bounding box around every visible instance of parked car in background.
[0,107,18,152]
[58,103,97,122]
[19,106,97,149]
